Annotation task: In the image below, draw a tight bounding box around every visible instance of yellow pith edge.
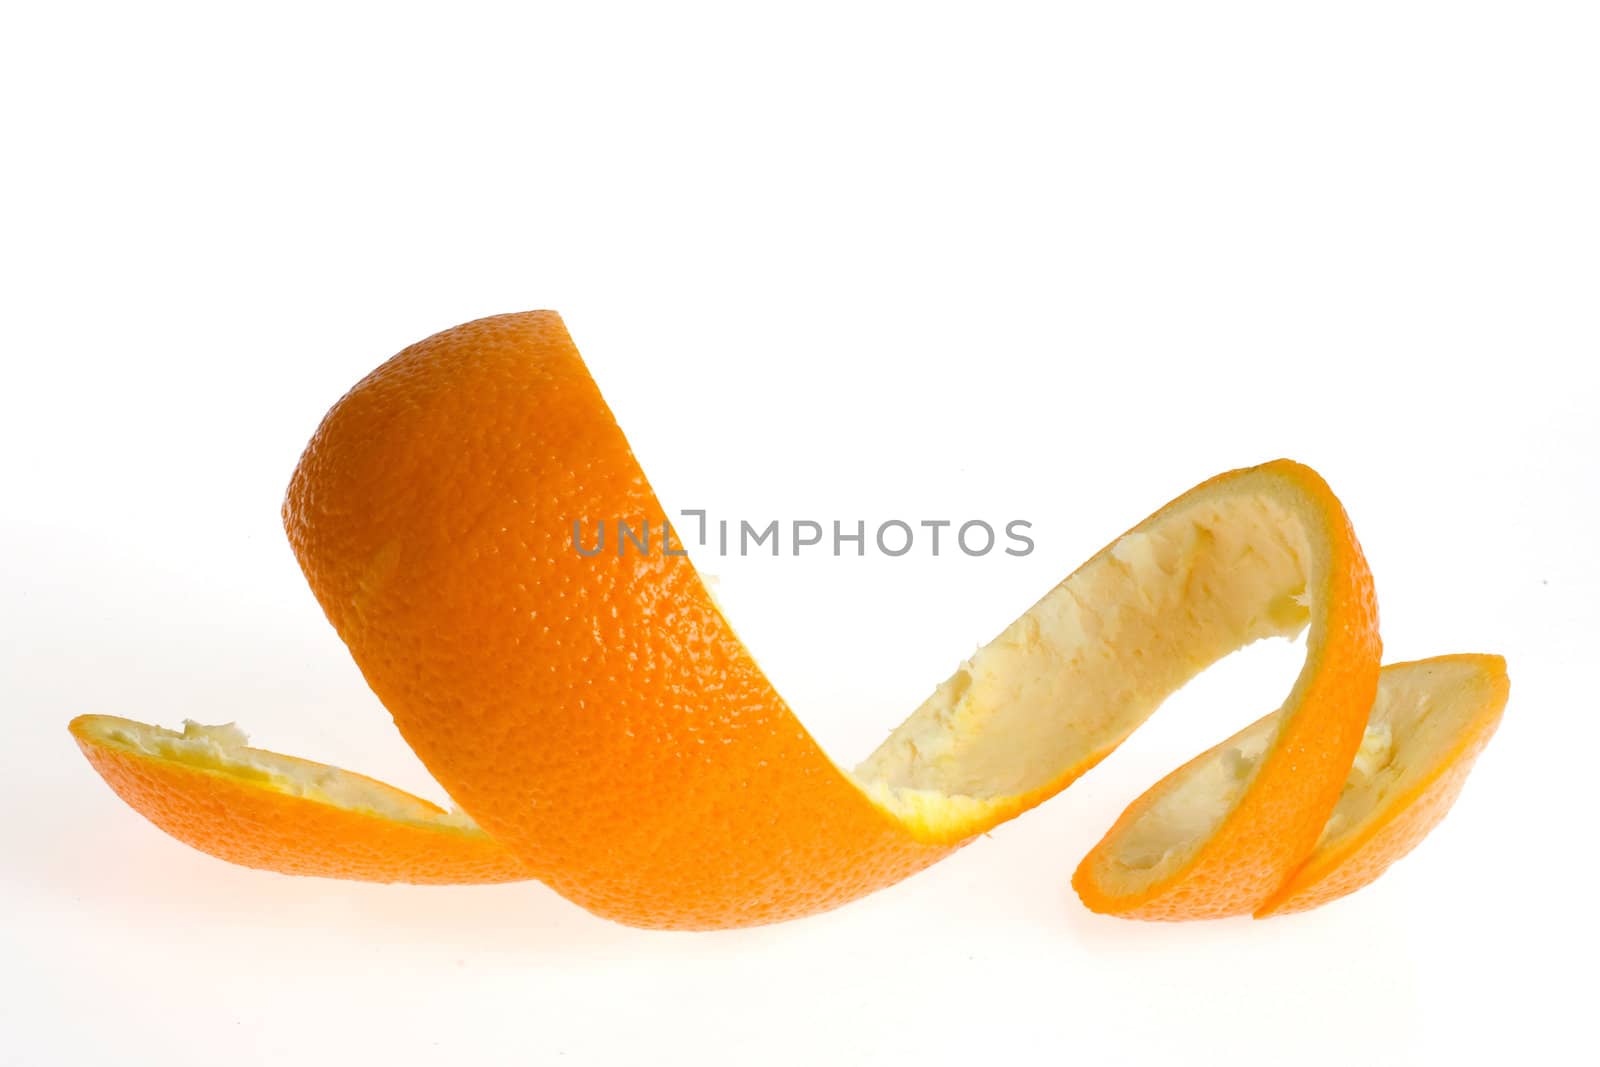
[75,715,482,833]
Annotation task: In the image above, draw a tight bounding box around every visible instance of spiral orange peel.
[70,312,1508,929]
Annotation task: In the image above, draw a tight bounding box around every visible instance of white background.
[2,3,1596,1064]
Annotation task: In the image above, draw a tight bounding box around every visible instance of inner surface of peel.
[81,716,478,830]
[1105,715,1280,881]
[1091,657,1498,896]
[1312,658,1489,849]
[853,485,1316,846]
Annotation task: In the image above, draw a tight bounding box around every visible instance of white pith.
[79,716,478,830]
[855,481,1321,893]
[1313,657,1489,848]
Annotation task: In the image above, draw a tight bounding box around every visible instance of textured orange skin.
[1070,464,1382,919]
[1257,654,1509,916]
[69,717,527,884]
[284,313,951,928]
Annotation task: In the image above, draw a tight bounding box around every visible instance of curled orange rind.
[70,312,1508,929]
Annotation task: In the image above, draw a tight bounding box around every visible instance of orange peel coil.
[69,312,1509,930]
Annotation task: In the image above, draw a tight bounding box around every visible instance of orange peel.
[69,716,525,884]
[70,311,1508,929]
